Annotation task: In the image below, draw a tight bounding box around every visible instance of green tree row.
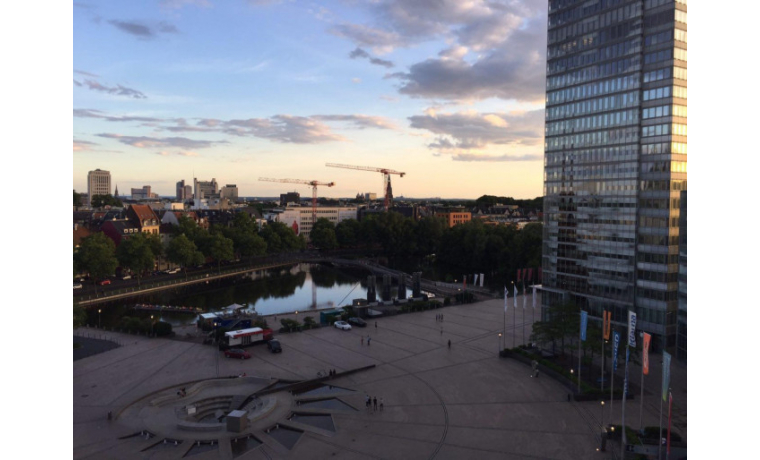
[309,214,543,285]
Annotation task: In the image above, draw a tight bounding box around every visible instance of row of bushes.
[398,300,442,313]
[279,316,319,333]
[117,316,173,337]
[510,347,628,397]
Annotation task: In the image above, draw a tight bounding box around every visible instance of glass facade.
[543,0,686,351]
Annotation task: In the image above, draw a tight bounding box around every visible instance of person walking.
[367,336,371,346]
[448,339,451,349]
[375,321,378,331]
[365,394,370,411]
[373,397,377,411]
[361,336,364,346]
[440,327,443,335]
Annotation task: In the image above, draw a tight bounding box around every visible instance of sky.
[73,0,549,199]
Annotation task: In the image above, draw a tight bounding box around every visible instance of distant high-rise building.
[194,177,218,199]
[280,192,300,206]
[176,180,190,201]
[220,184,239,201]
[131,185,158,200]
[542,0,687,351]
[87,169,111,205]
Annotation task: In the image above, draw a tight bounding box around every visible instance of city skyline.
[73,0,549,199]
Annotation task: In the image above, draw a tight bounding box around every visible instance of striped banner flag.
[504,286,508,312]
[513,283,518,308]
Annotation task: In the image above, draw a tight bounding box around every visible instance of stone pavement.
[74,294,686,459]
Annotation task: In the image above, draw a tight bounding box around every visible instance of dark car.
[267,339,282,353]
[99,279,111,286]
[224,348,251,359]
[348,317,367,328]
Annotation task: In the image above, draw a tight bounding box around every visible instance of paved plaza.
[74,296,686,459]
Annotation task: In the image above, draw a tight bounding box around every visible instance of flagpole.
[659,358,664,460]
[503,286,507,351]
[511,281,515,348]
[522,284,525,346]
[621,349,628,459]
[578,309,582,394]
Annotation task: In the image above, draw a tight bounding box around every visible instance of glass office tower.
[542,0,686,351]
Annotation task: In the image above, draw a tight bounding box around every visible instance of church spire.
[114,184,119,198]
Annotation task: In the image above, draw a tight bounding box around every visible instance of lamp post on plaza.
[601,400,605,430]
[98,309,101,329]
[150,315,154,337]
[601,400,607,452]
[498,333,502,354]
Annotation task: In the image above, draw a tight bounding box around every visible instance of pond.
[88,263,372,329]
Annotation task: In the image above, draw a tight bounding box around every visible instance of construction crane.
[325,163,405,211]
[258,177,335,224]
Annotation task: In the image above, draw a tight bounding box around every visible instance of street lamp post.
[511,281,515,348]
[601,400,607,452]
[98,309,101,329]
[498,333,502,354]
[150,315,154,337]
[601,400,605,429]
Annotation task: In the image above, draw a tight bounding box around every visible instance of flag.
[643,332,651,375]
[532,286,536,308]
[580,310,588,341]
[473,274,479,286]
[504,286,508,312]
[480,273,484,287]
[517,269,522,282]
[662,351,671,402]
[612,330,620,372]
[602,310,611,340]
[527,268,533,283]
[513,284,518,307]
[627,310,637,347]
[523,285,527,309]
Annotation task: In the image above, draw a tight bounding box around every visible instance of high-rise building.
[176,180,188,201]
[87,169,111,205]
[194,177,219,199]
[220,184,239,201]
[542,0,686,351]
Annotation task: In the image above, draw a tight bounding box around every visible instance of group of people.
[435,313,444,322]
[365,394,384,412]
[361,336,371,346]
[530,360,540,378]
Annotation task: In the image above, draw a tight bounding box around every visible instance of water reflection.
[88,263,370,328]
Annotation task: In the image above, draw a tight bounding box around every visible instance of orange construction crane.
[258,177,335,224]
[325,163,405,211]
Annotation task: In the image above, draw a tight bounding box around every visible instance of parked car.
[267,339,282,353]
[224,348,251,359]
[334,321,352,331]
[73,283,83,289]
[348,317,367,328]
[122,274,132,280]
[99,279,111,286]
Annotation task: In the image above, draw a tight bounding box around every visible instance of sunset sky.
[73,0,548,199]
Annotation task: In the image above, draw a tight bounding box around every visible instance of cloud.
[97,133,224,149]
[80,79,147,99]
[74,108,161,122]
[73,140,98,151]
[156,150,200,157]
[452,153,542,162]
[217,115,347,143]
[349,47,394,68]
[390,23,546,102]
[333,0,547,102]
[352,78,361,83]
[160,0,212,9]
[78,109,394,145]
[409,109,544,156]
[108,19,179,38]
[75,69,100,78]
[313,114,398,130]
[330,24,405,54]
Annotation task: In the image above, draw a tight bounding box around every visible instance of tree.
[73,302,87,329]
[205,232,234,272]
[167,234,204,276]
[415,216,446,257]
[116,232,155,286]
[75,232,118,282]
[310,218,338,250]
[530,300,579,357]
[73,190,82,208]
[90,194,122,208]
[260,221,304,253]
[335,218,361,248]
